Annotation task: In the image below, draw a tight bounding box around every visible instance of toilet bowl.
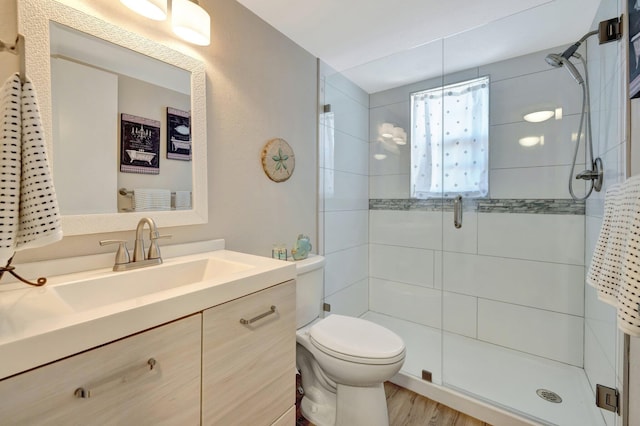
[295,256,405,426]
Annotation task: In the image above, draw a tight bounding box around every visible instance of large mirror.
[18,0,207,235]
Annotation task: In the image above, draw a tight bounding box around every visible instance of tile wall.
[320,3,625,420]
[368,47,590,367]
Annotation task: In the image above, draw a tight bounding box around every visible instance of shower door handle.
[453,195,462,229]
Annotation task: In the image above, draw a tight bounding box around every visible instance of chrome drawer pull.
[240,305,277,325]
[74,358,157,399]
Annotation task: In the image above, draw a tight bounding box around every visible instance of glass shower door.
[362,38,447,387]
[439,4,619,424]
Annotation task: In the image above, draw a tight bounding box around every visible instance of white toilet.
[295,255,406,426]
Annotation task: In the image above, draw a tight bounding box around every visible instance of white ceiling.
[236,0,605,93]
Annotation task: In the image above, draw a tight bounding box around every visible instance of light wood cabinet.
[271,406,296,426]
[0,280,297,425]
[202,280,296,425]
[0,314,202,425]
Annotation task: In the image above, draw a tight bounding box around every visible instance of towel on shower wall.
[587,182,627,305]
[586,183,622,301]
[0,74,62,266]
[133,188,171,211]
[618,177,640,336]
[587,175,640,336]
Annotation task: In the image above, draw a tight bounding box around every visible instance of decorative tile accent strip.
[369,198,585,215]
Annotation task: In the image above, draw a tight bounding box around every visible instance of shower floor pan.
[362,311,606,426]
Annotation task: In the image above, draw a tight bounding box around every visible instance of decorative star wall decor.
[261,138,295,182]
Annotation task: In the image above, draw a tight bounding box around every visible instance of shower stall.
[318,0,625,425]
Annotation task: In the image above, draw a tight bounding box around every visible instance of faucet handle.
[148,234,172,260]
[99,239,130,266]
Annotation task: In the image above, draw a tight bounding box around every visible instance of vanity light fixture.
[518,136,544,147]
[392,127,407,145]
[120,0,167,21]
[555,107,563,120]
[172,0,211,46]
[523,110,554,123]
[379,123,407,145]
[379,123,395,138]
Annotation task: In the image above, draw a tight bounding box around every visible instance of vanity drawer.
[202,280,296,425]
[0,314,201,425]
[271,406,296,426]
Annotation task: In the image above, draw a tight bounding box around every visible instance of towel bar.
[0,34,26,84]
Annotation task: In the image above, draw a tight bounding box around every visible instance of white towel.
[586,183,624,304]
[587,175,640,336]
[174,191,191,209]
[618,179,640,336]
[133,188,171,211]
[0,74,62,265]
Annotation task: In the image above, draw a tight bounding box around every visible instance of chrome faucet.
[134,217,160,262]
[100,217,171,271]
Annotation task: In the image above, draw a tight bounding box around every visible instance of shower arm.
[561,30,599,60]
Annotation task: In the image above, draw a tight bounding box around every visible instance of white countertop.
[0,239,296,380]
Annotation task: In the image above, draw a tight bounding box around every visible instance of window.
[410,76,489,199]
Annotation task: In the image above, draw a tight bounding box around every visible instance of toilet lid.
[309,315,405,360]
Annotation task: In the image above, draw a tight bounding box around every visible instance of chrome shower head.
[545,29,599,85]
[545,53,563,68]
[545,53,584,85]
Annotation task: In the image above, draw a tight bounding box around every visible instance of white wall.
[0,0,18,82]
[5,0,318,262]
[319,62,370,317]
[51,57,118,214]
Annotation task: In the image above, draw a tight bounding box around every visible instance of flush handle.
[453,195,463,229]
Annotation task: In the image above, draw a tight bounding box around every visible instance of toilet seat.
[309,315,405,365]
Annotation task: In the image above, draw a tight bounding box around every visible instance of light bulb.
[172,0,211,46]
[379,122,394,138]
[518,136,541,147]
[523,110,554,123]
[392,127,407,145]
[120,0,167,21]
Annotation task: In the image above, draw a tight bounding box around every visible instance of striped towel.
[618,177,640,336]
[133,188,171,211]
[587,175,640,336]
[174,190,191,209]
[0,73,62,265]
[586,183,624,304]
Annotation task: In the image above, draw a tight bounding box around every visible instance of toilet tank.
[294,255,325,329]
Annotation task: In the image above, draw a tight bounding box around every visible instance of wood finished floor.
[296,380,491,426]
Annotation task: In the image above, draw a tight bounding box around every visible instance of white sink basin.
[53,256,254,311]
[0,240,297,381]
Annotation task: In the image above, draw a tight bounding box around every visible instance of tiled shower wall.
[368,48,590,367]
[319,10,624,403]
[319,62,370,317]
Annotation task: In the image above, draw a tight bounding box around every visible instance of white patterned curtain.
[411,76,489,199]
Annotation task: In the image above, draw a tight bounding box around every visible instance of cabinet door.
[271,406,296,426]
[202,280,296,425]
[0,314,201,425]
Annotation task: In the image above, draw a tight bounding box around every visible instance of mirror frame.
[18,0,208,235]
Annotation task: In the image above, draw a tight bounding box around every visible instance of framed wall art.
[120,113,160,174]
[630,0,640,97]
[167,107,192,161]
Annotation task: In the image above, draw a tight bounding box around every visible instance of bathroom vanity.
[0,240,296,425]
